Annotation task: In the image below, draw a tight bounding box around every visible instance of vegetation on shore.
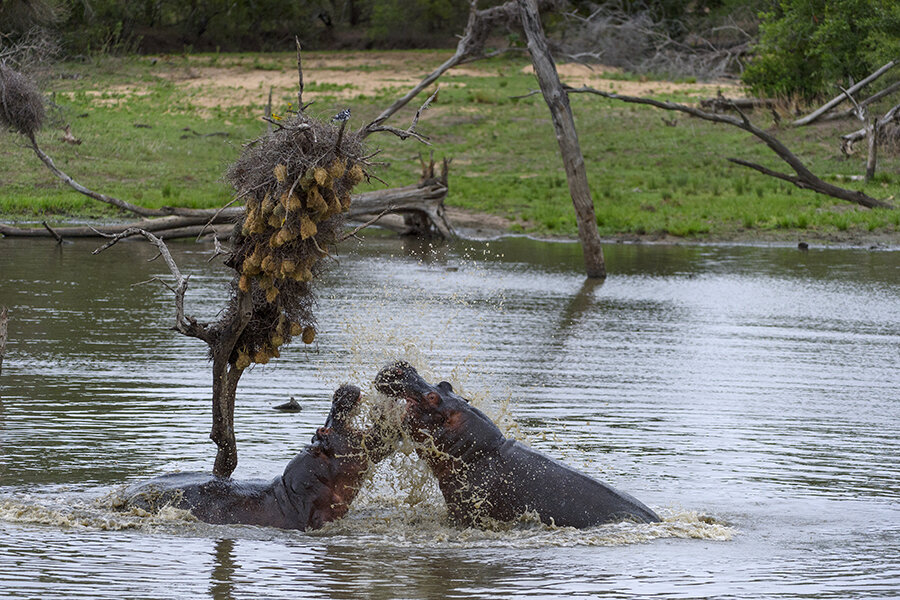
[1,50,898,243]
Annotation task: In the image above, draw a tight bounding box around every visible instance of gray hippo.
[375,362,660,528]
[121,384,396,530]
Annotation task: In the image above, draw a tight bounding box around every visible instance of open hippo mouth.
[313,384,362,448]
[374,361,430,408]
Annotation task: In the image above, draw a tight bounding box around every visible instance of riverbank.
[1,50,897,245]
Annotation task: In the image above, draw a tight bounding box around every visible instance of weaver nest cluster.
[220,113,367,368]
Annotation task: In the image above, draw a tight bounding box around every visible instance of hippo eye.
[438,381,453,392]
[426,392,441,406]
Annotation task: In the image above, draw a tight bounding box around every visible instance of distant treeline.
[3,0,899,100]
[3,0,749,54]
[1,0,477,53]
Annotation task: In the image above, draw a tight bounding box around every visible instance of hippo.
[121,384,397,530]
[375,362,660,528]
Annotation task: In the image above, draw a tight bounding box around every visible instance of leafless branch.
[363,88,438,143]
[25,133,234,219]
[565,85,893,209]
[360,0,554,138]
[793,60,899,126]
[92,227,213,341]
[295,36,304,111]
[557,4,754,80]
[339,208,393,242]
[195,197,239,241]
[820,79,900,123]
[41,220,65,244]
[841,101,900,154]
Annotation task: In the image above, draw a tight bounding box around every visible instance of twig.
[339,208,393,242]
[42,221,65,244]
[196,197,239,241]
[92,227,211,341]
[296,36,304,111]
[363,88,438,143]
[265,86,273,135]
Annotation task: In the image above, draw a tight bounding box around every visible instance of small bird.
[331,108,351,123]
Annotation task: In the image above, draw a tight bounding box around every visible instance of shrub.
[743,0,900,99]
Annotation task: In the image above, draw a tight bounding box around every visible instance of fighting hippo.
[121,384,396,530]
[375,362,660,528]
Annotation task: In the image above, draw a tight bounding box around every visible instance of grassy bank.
[2,50,898,243]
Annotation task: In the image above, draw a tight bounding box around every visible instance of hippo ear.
[437,381,453,392]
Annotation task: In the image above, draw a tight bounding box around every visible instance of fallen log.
[792,59,898,126]
[820,80,900,123]
[0,177,452,239]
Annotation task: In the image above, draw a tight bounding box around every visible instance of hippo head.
[374,362,504,469]
[311,384,397,465]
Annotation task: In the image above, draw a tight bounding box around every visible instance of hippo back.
[451,440,660,528]
[122,472,292,527]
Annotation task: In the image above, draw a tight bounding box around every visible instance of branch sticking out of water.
[0,306,8,377]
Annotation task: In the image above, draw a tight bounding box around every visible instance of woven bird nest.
[221,113,367,367]
[0,63,45,138]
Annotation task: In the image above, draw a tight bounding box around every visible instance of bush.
[743,0,900,99]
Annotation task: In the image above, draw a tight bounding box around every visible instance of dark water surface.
[0,235,898,599]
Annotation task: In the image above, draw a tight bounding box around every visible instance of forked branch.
[359,0,554,138]
[92,227,213,341]
[564,85,893,209]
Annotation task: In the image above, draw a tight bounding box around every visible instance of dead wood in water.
[93,228,253,477]
[519,0,606,279]
[0,306,8,377]
[0,179,450,240]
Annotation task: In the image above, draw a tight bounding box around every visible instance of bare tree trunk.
[211,359,243,477]
[0,306,7,377]
[209,290,253,477]
[519,0,605,279]
[865,119,878,183]
[0,181,451,239]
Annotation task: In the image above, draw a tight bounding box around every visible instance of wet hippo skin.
[121,384,396,530]
[376,362,660,528]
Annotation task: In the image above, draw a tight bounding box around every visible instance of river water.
[0,234,898,599]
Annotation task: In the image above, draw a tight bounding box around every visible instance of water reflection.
[210,538,238,600]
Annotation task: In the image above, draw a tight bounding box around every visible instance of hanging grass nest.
[221,113,367,368]
[0,63,45,138]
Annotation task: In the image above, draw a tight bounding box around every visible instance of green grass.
[1,50,898,242]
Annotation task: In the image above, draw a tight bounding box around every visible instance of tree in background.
[743,0,900,99]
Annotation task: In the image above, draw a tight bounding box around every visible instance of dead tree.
[87,53,438,478]
[562,85,893,209]
[842,101,900,157]
[793,60,898,127]
[519,0,605,279]
[839,88,879,182]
